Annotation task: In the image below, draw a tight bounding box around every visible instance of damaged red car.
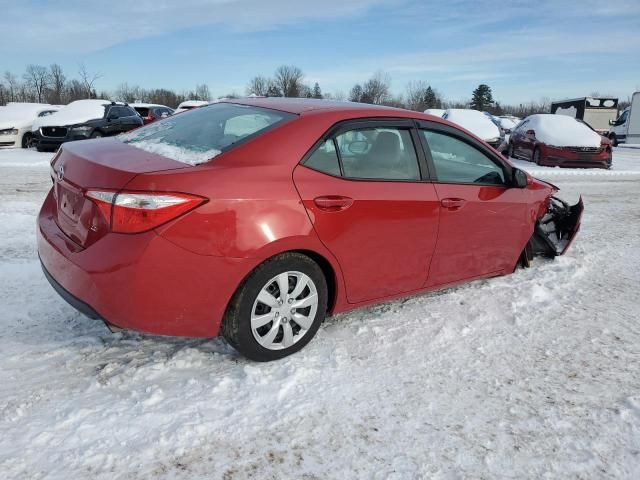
[37,99,583,361]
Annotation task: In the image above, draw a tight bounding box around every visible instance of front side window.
[422,130,506,185]
[335,127,420,180]
[120,103,294,165]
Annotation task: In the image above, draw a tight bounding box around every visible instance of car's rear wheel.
[609,133,618,147]
[222,253,328,361]
[532,147,541,165]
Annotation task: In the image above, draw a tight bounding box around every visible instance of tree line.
[0,63,597,118]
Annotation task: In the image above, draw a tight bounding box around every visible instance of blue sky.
[2,0,640,104]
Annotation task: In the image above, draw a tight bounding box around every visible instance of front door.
[417,126,528,287]
[293,121,440,304]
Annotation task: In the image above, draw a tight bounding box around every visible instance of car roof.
[223,97,413,116]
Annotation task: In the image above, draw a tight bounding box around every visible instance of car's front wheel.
[532,147,542,165]
[222,253,328,361]
[21,132,35,149]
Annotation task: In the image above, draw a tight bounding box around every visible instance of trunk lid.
[51,138,188,247]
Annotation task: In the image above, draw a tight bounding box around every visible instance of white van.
[608,92,640,146]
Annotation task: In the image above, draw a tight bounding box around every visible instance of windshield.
[120,103,295,165]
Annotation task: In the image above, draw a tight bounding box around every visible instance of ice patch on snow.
[123,138,221,165]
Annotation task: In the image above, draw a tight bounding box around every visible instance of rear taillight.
[86,190,206,233]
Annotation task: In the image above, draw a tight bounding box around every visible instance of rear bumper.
[37,189,253,337]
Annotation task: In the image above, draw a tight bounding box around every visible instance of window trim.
[415,119,514,188]
[300,118,430,183]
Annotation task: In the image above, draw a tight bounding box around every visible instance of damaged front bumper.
[528,196,584,260]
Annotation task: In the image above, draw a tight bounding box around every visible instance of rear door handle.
[440,198,466,210]
[313,195,354,211]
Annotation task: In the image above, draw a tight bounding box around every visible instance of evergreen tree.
[470,84,494,111]
[312,82,322,99]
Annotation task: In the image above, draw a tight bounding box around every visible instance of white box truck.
[551,97,618,135]
[607,92,640,146]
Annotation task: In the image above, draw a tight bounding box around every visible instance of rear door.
[416,121,528,287]
[293,119,440,304]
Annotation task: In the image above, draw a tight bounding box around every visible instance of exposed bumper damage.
[523,196,584,266]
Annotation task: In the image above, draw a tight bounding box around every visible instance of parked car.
[33,100,143,151]
[507,114,612,168]
[424,108,445,117]
[607,91,640,146]
[442,109,502,149]
[174,100,209,114]
[0,103,59,149]
[130,103,174,124]
[485,114,520,152]
[38,98,582,361]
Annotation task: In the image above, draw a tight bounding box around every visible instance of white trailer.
[551,97,618,135]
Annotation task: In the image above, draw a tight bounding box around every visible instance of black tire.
[609,134,618,147]
[221,252,328,361]
[21,132,34,149]
[90,131,103,139]
[532,147,541,165]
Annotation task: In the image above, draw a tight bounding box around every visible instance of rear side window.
[120,103,294,165]
[305,139,341,176]
[135,107,149,117]
[422,130,506,185]
[336,128,420,180]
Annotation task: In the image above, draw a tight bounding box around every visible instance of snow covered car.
[424,108,445,117]
[0,103,59,149]
[442,109,502,149]
[507,114,612,168]
[33,100,143,151]
[38,98,583,361]
[174,100,209,114]
[130,103,174,124]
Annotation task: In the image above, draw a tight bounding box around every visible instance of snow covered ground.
[1,147,639,479]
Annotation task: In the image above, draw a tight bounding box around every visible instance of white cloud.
[0,0,391,53]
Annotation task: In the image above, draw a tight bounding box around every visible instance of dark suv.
[35,101,143,151]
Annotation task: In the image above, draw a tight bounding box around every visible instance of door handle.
[313,195,354,211]
[440,198,466,210]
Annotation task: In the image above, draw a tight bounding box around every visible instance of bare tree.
[78,63,102,99]
[23,65,50,103]
[273,65,305,97]
[194,84,211,101]
[362,71,390,105]
[246,76,270,96]
[3,71,19,102]
[48,64,66,104]
[406,81,441,111]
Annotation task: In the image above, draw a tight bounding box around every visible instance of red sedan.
[38,99,582,361]
[507,114,612,168]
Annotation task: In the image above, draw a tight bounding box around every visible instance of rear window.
[134,107,150,117]
[119,103,294,165]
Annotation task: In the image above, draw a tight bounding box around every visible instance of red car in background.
[507,114,612,168]
[130,103,174,124]
[38,99,583,361]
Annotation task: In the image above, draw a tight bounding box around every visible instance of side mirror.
[512,168,528,188]
[108,113,118,120]
[525,129,535,137]
[609,119,615,126]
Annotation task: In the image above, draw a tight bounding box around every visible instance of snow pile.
[525,114,602,147]
[123,138,221,165]
[35,100,111,128]
[0,103,53,130]
[496,116,518,131]
[443,109,501,141]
